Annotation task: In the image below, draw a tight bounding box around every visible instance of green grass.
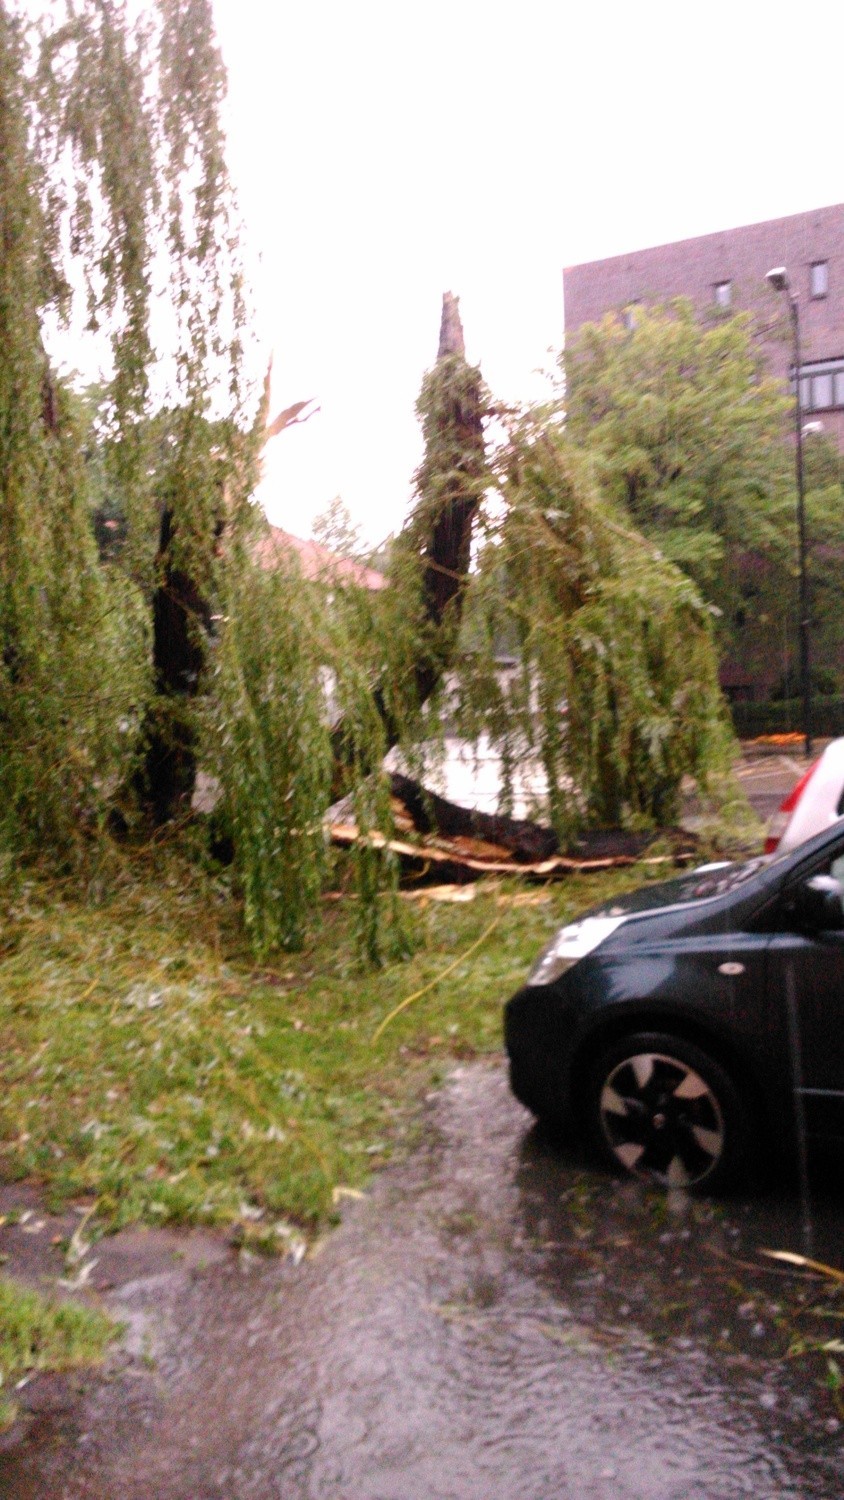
[0,851,664,1242]
[0,1277,117,1429]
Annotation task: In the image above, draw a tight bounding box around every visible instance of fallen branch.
[329,822,698,881]
[760,1249,844,1285]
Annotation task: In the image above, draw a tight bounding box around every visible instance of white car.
[765,737,844,855]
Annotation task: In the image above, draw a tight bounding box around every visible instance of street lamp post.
[766,267,812,758]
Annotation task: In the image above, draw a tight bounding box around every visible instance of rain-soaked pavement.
[3,1062,844,1499]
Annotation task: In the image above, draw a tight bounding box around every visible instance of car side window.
[767,839,844,934]
[812,852,844,886]
[776,847,844,934]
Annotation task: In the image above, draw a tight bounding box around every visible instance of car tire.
[585,1032,751,1193]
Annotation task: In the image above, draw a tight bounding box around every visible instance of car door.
[765,835,844,1138]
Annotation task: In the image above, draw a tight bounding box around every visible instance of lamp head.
[766,266,790,293]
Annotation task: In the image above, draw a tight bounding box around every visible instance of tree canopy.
[564,300,793,623]
[565,300,844,696]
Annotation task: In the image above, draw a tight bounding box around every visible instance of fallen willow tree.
[211,318,734,958]
[212,294,492,957]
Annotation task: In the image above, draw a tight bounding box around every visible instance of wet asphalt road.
[733,749,811,826]
[3,1064,844,1500]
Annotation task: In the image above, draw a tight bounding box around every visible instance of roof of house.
[252,525,387,592]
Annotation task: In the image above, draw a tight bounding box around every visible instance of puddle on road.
[3,1062,844,1500]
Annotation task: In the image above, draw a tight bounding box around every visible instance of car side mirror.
[793,874,844,931]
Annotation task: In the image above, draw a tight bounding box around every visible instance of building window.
[810,261,829,298]
[813,372,833,408]
[793,356,844,411]
[713,280,732,309]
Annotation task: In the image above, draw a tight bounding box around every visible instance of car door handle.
[718,962,745,976]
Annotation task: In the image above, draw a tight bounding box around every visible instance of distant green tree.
[564,300,794,658]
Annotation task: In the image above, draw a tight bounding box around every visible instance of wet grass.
[0,1277,117,1430]
[0,851,657,1244]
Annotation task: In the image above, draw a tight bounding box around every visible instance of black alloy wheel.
[587,1032,748,1192]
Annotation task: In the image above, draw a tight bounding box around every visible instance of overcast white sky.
[211,0,843,547]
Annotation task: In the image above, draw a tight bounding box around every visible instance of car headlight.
[527,915,627,986]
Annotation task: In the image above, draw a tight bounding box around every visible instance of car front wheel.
[586,1032,750,1192]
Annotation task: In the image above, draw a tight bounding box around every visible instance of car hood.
[586,857,773,923]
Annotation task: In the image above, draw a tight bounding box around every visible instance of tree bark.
[145,506,217,823]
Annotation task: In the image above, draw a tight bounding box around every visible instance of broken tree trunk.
[388,772,559,862]
[144,370,316,825]
[328,814,699,883]
[412,291,485,705]
[145,504,218,823]
[331,291,486,773]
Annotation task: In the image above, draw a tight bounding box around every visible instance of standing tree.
[0,0,255,849]
[2,6,134,856]
[329,292,489,772]
[564,300,793,687]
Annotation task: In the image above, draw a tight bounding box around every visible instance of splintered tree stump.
[420,291,483,641]
[438,290,465,358]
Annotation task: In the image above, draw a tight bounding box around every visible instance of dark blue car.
[504,819,844,1191]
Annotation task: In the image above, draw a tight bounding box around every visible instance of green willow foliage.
[211,551,333,956]
[455,419,732,834]
[210,534,410,962]
[0,0,251,864]
[0,8,149,859]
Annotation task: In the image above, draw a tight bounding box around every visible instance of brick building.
[564,203,844,449]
